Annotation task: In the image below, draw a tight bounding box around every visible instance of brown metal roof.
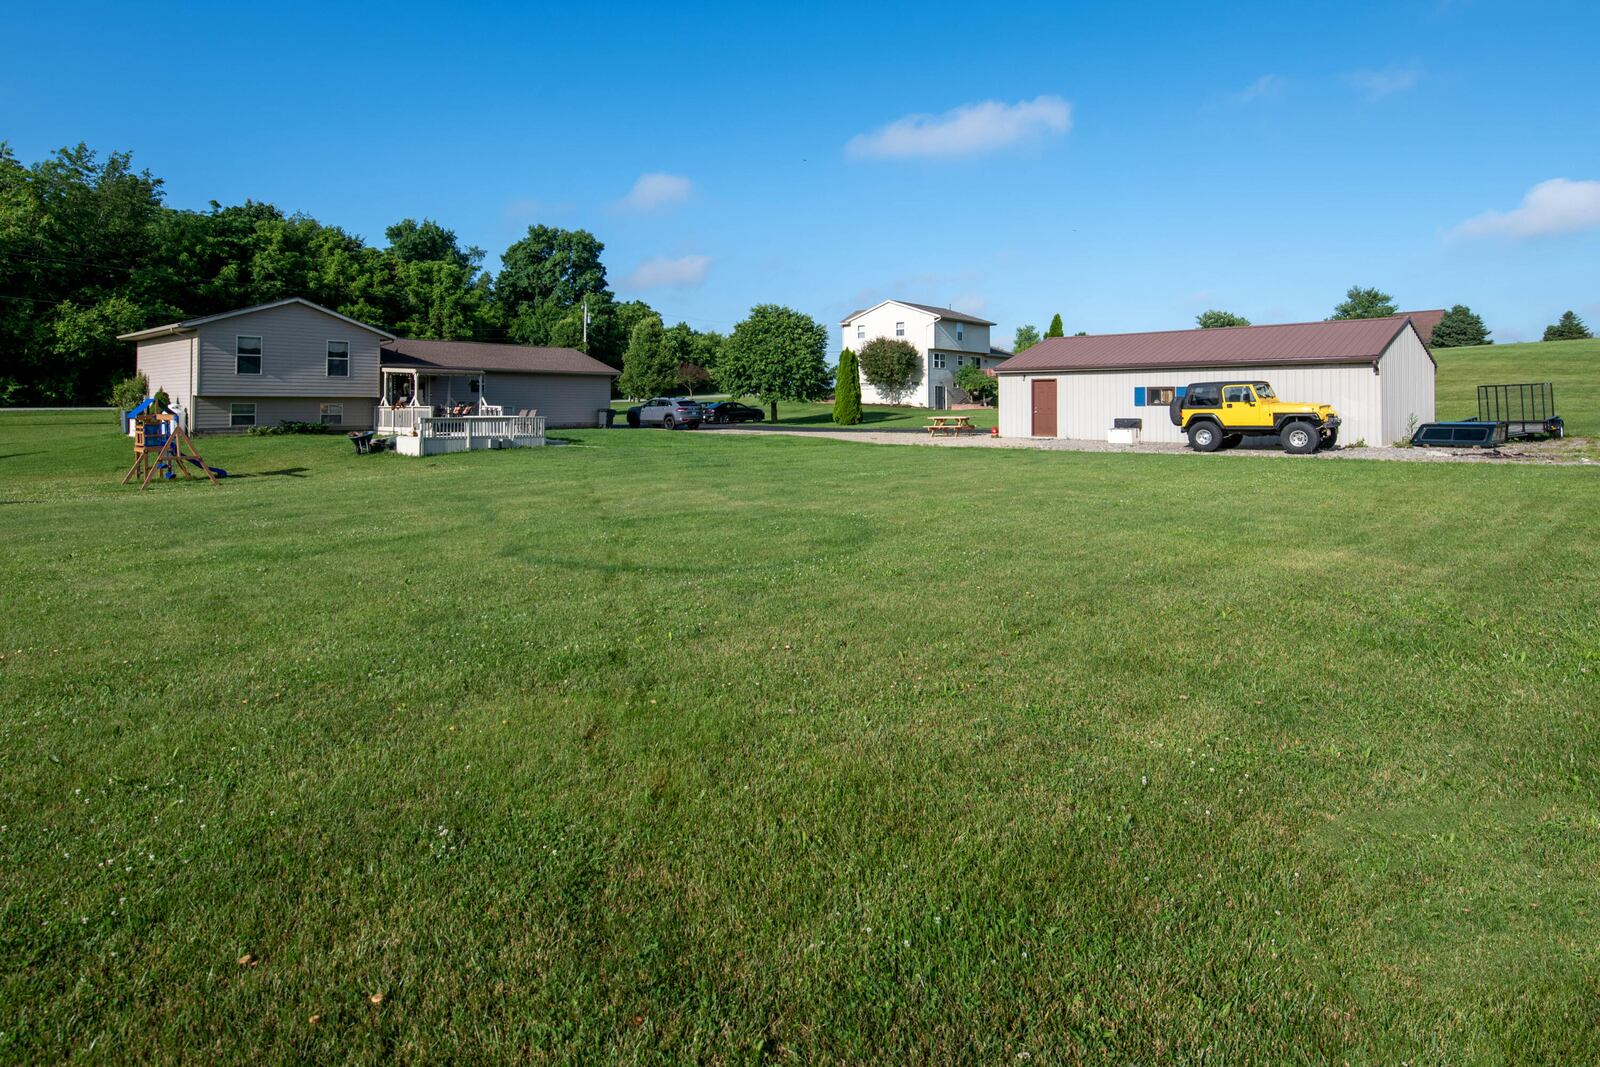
[839,299,995,326]
[995,316,1422,375]
[1391,309,1444,343]
[380,338,619,377]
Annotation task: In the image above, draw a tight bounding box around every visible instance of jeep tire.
[1320,428,1339,451]
[1187,421,1223,452]
[1281,420,1318,454]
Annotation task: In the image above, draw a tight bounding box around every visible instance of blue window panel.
[1176,386,1187,398]
[1134,387,1146,406]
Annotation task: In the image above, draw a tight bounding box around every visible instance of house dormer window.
[856,323,865,340]
[895,321,905,337]
[327,340,350,377]
[957,323,964,341]
[236,336,262,375]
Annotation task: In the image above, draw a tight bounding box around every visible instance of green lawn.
[1434,337,1600,436]
[2,412,1598,1062]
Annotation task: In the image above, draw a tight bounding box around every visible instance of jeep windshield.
[1252,383,1277,398]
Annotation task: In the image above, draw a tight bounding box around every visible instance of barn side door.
[1031,379,1057,436]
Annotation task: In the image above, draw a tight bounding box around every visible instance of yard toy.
[121,412,221,490]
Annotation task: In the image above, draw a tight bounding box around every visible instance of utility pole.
[582,297,590,350]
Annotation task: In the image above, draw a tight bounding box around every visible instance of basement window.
[236,336,262,375]
[319,403,343,425]
[229,403,256,427]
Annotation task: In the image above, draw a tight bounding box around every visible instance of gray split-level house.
[119,298,619,433]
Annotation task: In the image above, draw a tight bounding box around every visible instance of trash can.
[597,408,616,428]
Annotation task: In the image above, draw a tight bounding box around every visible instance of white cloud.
[1449,178,1600,241]
[616,173,693,212]
[846,95,1072,160]
[625,254,712,290]
[1232,74,1285,103]
[1344,63,1422,101]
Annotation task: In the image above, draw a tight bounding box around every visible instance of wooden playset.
[121,412,225,490]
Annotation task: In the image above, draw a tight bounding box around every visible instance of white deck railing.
[421,414,545,440]
[376,405,509,431]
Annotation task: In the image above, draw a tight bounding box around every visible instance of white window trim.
[236,335,263,375]
[326,339,350,378]
[895,321,905,337]
[933,352,946,370]
[855,324,865,340]
[957,323,964,341]
[319,402,344,425]
[229,402,257,427]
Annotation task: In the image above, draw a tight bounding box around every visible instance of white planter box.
[1108,426,1141,444]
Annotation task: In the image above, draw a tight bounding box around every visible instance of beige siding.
[999,363,1386,444]
[195,303,383,399]
[841,303,937,406]
[1377,325,1436,445]
[931,319,990,354]
[193,396,373,433]
[481,373,613,427]
[135,336,195,425]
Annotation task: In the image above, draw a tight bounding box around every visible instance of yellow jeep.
[1168,380,1340,453]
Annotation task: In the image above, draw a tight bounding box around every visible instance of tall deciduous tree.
[617,314,675,399]
[833,348,863,425]
[953,362,996,405]
[1330,286,1397,320]
[1429,305,1491,348]
[719,304,831,421]
[1196,309,1251,329]
[1045,313,1065,337]
[856,337,922,404]
[1542,310,1592,341]
[496,225,609,319]
[1012,324,1041,352]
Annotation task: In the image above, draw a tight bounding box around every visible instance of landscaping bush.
[857,337,921,404]
[953,363,996,405]
[108,372,148,414]
[247,420,341,436]
[833,348,862,424]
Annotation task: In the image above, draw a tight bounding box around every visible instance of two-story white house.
[839,299,1011,408]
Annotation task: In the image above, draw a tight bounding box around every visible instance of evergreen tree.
[1542,310,1592,341]
[833,348,862,425]
[1045,313,1065,338]
[1012,324,1041,352]
[1330,286,1397,320]
[1429,305,1492,348]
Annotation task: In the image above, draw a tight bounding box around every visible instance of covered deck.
[377,367,545,455]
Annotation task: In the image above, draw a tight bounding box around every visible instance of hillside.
[1434,337,1598,437]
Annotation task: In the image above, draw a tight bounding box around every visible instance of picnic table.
[925,415,978,436]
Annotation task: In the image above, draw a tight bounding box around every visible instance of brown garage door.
[1031,379,1057,436]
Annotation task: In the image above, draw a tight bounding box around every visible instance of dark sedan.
[702,401,765,424]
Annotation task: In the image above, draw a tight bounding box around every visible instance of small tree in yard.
[1430,305,1492,348]
[953,362,996,405]
[1045,313,1065,338]
[719,304,831,421]
[1330,286,1397,320]
[833,348,862,425]
[617,315,675,398]
[857,337,922,404]
[1196,309,1251,329]
[1012,324,1041,353]
[1543,310,1593,341]
[108,372,148,424]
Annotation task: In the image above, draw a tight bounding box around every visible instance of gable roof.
[117,297,394,341]
[996,316,1426,375]
[840,299,995,327]
[380,337,619,377]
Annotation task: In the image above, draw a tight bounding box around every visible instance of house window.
[229,403,256,427]
[236,336,262,375]
[1141,386,1176,406]
[856,324,865,340]
[895,321,905,337]
[957,323,964,341]
[933,353,946,369]
[319,403,343,425]
[326,341,349,377]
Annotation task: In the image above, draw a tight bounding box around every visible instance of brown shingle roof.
[839,300,994,326]
[380,338,619,377]
[995,316,1425,375]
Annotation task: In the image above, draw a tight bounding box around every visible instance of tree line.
[0,143,766,405]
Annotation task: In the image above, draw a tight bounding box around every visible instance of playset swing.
[121,411,228,489]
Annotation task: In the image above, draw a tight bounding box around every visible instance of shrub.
[953,363,996,405]
[108,373,148,414]
[247,421,341,436]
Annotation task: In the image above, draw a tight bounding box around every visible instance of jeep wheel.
[1281,420,1318,454]
[1187,421,1223,452]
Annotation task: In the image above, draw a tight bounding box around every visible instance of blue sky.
[7,0,1599,346]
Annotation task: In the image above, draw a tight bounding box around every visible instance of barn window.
[1137,386,1176,406]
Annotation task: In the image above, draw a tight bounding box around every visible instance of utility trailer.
[1477,382,1564,439]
